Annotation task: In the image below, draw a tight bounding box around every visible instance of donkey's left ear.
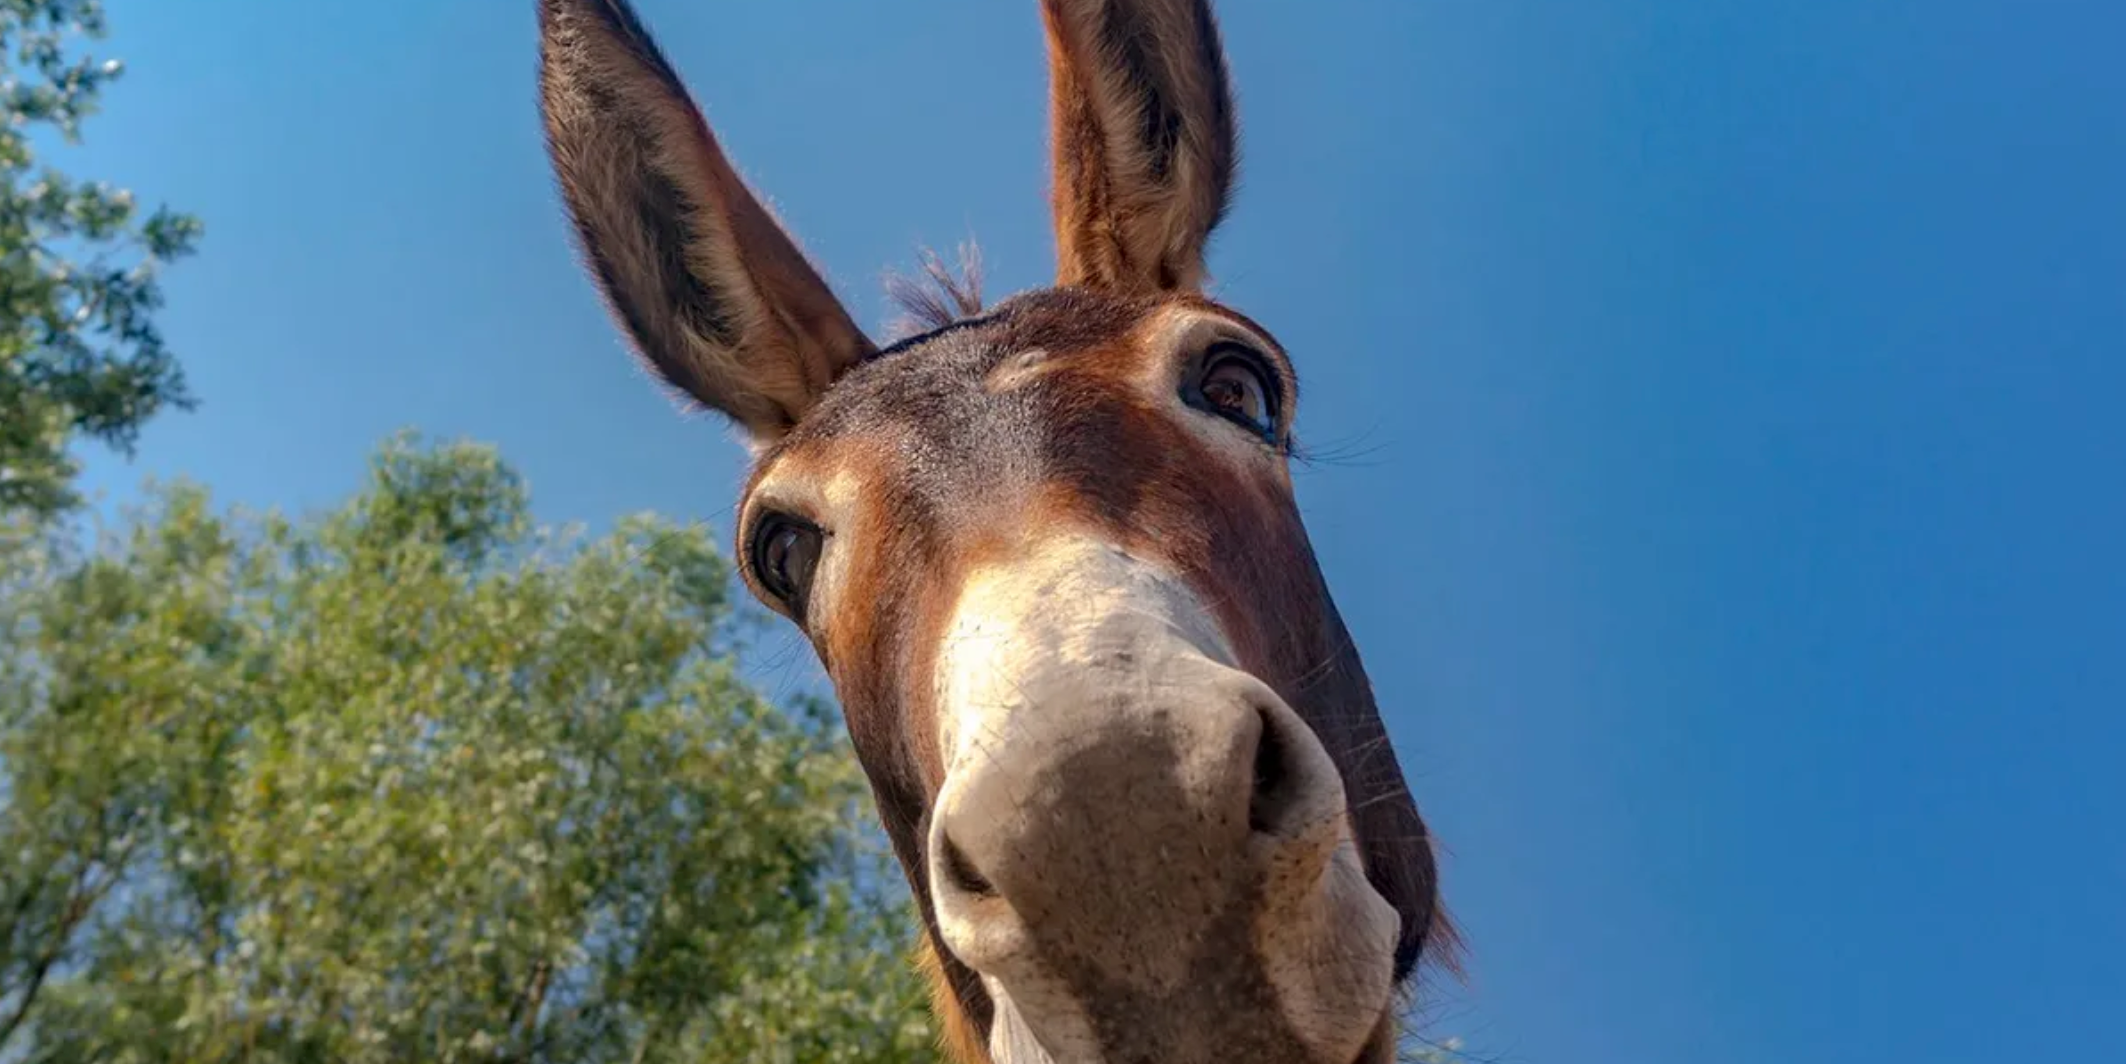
[1043,0,1239,294]
[540,0,874,445]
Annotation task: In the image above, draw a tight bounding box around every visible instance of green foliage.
[0,0,202,521]
[0,433,940,1062]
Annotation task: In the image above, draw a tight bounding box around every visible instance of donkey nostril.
[1248,706,1296,834]
[939,831,998,899]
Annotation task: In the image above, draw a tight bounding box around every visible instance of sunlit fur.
[538,2,1455,1061]
[1043,0,1236,292]
[538,0,874,439]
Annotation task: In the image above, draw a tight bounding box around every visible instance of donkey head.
[539,1,1449,1060]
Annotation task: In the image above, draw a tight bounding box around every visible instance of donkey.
[537,0,1451,1060]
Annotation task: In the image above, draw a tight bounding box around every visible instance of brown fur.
[741,291,1447,1061]
[538,0,874,439]
[1043,0,1236,291]
[538,2,1450,1061]
[918,937,994,1063]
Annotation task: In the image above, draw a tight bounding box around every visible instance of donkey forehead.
[746,287,1286,502]
[798,288,1173,444]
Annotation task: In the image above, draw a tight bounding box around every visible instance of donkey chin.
[926,535,1402,1064]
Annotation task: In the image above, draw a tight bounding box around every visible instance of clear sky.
[66,1,2122,1061]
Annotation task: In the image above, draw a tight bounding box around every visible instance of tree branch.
[0,819,140,1050]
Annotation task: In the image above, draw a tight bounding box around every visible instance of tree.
[0,0,202,522]
[0,433,940,1062]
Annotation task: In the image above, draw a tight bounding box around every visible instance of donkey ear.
[539,0,875,444]
[1042,0,1239,294]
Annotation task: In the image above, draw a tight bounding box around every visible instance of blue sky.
[64,1,2123,1061]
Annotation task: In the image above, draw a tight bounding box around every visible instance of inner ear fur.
[1043,0,1239,294]
[539,0,875,442]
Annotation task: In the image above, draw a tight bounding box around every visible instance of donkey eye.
[749,514,824,617]
[1187,345,1281,442]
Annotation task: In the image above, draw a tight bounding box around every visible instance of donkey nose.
[927,674,1351,976]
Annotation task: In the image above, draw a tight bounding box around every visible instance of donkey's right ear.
[539,0,874,444]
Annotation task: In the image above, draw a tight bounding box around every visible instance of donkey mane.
[884,242,987,339]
